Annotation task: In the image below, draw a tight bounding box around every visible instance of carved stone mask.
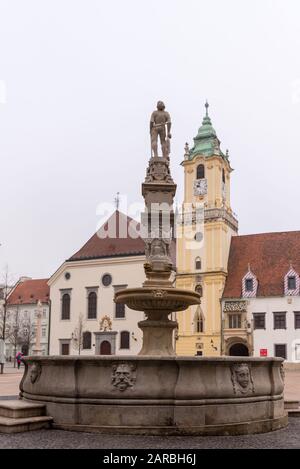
[235,365,250,388]
[112,363,136,391]
[30,362,41,384]
[231,363,254,395]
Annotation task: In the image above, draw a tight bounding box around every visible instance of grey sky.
[1,0,300,281]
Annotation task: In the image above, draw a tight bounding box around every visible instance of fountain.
[18,102,288,435]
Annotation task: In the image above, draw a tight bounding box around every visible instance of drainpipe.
[220,298,224,356]
[47,299,51,355]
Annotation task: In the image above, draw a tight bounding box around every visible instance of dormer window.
[242,267,258,298]
[196,164,205,179]
[245,279,253,292]
[288,276,296,291]
[284,267,299,296]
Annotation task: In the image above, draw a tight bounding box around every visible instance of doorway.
[100,340,111,355]
[229,343,249,356]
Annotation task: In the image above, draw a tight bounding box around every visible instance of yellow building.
[176,103,238,356]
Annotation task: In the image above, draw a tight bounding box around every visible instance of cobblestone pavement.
[0,418,299,449]
[0,364,23,398]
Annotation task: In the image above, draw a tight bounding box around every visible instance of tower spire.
[205,100,209,117]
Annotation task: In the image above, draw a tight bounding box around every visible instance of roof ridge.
[235,230,300,238]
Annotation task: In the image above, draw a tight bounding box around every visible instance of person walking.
[16,352,23,369]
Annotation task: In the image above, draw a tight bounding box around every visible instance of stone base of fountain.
[20,356,287,436]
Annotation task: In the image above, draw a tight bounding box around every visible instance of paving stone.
[0,418,299,449]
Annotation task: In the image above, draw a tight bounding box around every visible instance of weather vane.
[114,192,120,210]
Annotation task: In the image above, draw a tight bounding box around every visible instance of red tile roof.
[69,211,145,261]
[68,210,176,264]
[7,279,50,305]
[223,231,300,298]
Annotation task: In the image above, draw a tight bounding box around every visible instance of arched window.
[62,293,70,320]
[120,331,130,349]
[222,168,225,184]
[194,308,204,333]
[196,164,205,179]
[195,257,201,270]
[88,291,97,319]
[82,331,92,349]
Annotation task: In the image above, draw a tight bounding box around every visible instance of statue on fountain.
[150,101,171,158]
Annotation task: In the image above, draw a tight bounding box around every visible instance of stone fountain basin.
[20,356,287,436]
[114,287,200,312]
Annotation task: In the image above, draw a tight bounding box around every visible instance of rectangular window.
[42,328,46,337]
[294,312,300,329]
[61,343,70,356]
[288,276,296,290]
[273,312,286,329]
[245,278,253,292]
[114,285,127,319]
[253,313,266,330]
[228,314,241,329]
[274,344,287,360]
[115,303,125,319]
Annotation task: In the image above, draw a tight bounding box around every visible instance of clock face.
[194,178,207,196]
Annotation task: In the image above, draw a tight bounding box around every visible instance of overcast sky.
[1,0,300,282]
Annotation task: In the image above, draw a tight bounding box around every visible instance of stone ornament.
[145,157,174,183]
[184,142,190,160]
[152,290,168,298]
[231,363,255,395]
[30,362,42,384]
[223,301,247,313]
[100,315,112,331]
[111,363,137,392]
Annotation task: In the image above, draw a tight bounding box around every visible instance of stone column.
[32,300,43,356]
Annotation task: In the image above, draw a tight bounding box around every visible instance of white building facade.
[48,211,146,356]
[249,296,300,362]
[222,231,300,362]
[5,278,50,358]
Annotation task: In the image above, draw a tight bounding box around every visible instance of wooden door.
[100,340,111,355]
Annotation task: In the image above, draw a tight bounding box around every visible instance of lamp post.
[32,300,43,356]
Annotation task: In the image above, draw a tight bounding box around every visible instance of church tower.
[176,102,238,356]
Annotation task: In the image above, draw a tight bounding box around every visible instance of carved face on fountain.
[235,364,250,389]
[112,363,136,391]
[30,362,41,384]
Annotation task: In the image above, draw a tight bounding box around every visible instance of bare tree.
[0,267,15,373]
[71,313,85,355]
[6,306,24,368]
[19,315,36,356]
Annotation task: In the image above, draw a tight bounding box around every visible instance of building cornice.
[181,154,233,172]
[48,255,146,286]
